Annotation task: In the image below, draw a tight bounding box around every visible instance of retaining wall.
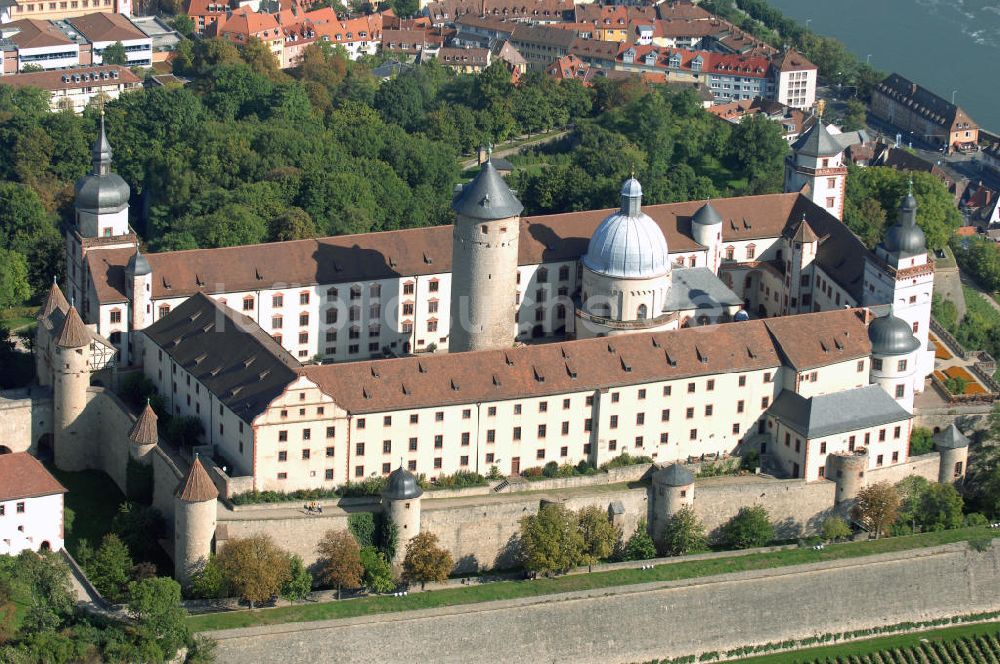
[207,540,1000,664]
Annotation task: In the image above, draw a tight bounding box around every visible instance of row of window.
[0,502,26,515]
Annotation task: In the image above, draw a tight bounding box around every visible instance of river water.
[765,0,1000,132]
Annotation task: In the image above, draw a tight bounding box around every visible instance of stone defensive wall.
[0,387,53,454]
[215,455,941,574]
[207,539,1000,664]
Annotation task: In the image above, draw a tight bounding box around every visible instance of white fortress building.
[6,119,959,584]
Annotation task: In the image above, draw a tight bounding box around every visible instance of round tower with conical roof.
[448,156,524,353]
[125,249,152,365]
[174,455,219,588]
[53,305,93,471]
[382,464,423,566]
[691,201,723,274]
[128,400,159,464]
[35,279,70,387]
[578,178,673,339]
[933,424,969,484]
[651,463,694,545]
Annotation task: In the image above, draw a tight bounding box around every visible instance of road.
[459,129,571,171]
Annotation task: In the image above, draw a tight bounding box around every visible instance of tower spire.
[92,111,112,176]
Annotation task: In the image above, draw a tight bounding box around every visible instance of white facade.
[0,493,64,555]
[774,67,816,110]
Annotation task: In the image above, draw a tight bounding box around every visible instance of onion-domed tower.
[868,310,920,413]
[576,177,673,338]
[863,183,933,392]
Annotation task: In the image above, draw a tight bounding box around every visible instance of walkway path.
[960,273,1000,316]
[459,129,571,170]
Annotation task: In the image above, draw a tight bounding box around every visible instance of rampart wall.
[208,540,1000,664]
[0,388,52,453]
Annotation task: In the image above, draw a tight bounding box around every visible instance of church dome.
[868,312,921,356]
[583,178,670,280]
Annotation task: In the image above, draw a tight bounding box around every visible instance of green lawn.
[45,465,124,556]
[737,620,1000,663]
[187,526,992,633]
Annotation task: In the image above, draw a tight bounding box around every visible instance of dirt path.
[459,129,571,170]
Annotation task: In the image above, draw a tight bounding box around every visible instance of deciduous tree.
[126,577,189,657]
[519,503,584,575]
[359,546,395,594]
[577,505,620,570]
[402,532,453,589]
[88,533,134,603]
[821,516,852,542]
[660,506,708,556]
[315,529,362,599]
[281,554,313,601]
[851,482,901,539]
[215,534,291,608]
[101,41,128,66]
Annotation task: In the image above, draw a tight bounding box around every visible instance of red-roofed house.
[185,0,232,35]
[0,453,67,555]
[214,7,283,65]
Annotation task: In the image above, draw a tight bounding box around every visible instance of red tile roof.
[90,192,871,306]
[302,308,870,414]
[0,65,140,92]
[3,19,75,49]
[176,456,219,502]
[0,453,66,501]
[68,12,146,43]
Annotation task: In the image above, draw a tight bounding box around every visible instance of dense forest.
[0,37,794,312]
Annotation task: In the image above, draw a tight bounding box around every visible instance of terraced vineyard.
[782,630,1000,663]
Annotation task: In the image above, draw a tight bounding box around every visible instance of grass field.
[187,526,993,633]
[735,620,1000,663]
[45,464,125,556]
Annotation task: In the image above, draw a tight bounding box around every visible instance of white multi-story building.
[0,63,140,111]
[0,453,67,555]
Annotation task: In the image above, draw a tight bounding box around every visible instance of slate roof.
[142,292,302,421]
[176,456,219,502]
[875,73,977,132]
[767,385,910,439]
[452,160,524,221]
[663,267,743,313]
[933,424,969,449]
[654,462,694,486]
[792,122,842,158]
[0,453,67,501]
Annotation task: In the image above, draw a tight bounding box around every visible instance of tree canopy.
[519,503,585,575]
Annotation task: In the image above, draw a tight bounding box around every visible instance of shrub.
[359,546,396,594]
[719,506,774,550]
[431,470,489,489]
[600,452,654,471]
[228,487,341,505]
[340,476,387,497]
[520,466,544,479]
[542,461,560,478]
[821,516,852,542]
[623,518,657,561]
[661,506,708,556]
[965,512,989,527]
[348,513,377,550]
[189,555,224,599]
[909,426,935,456]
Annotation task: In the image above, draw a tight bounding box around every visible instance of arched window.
[349,305,361,321]
[636,304,648,320]
[537,268,548,283]
[350,285,362,300]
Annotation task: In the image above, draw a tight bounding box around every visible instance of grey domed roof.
[654,463,694,486]
[452,159,523,221]
[882,187,926,257]
[75,116,130,214]
[75,172,131,214]
[583,178,670,279]
[383,465,423,500]
[868,312,920,356]
[125,250,151,277]
[691,201,723,226]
